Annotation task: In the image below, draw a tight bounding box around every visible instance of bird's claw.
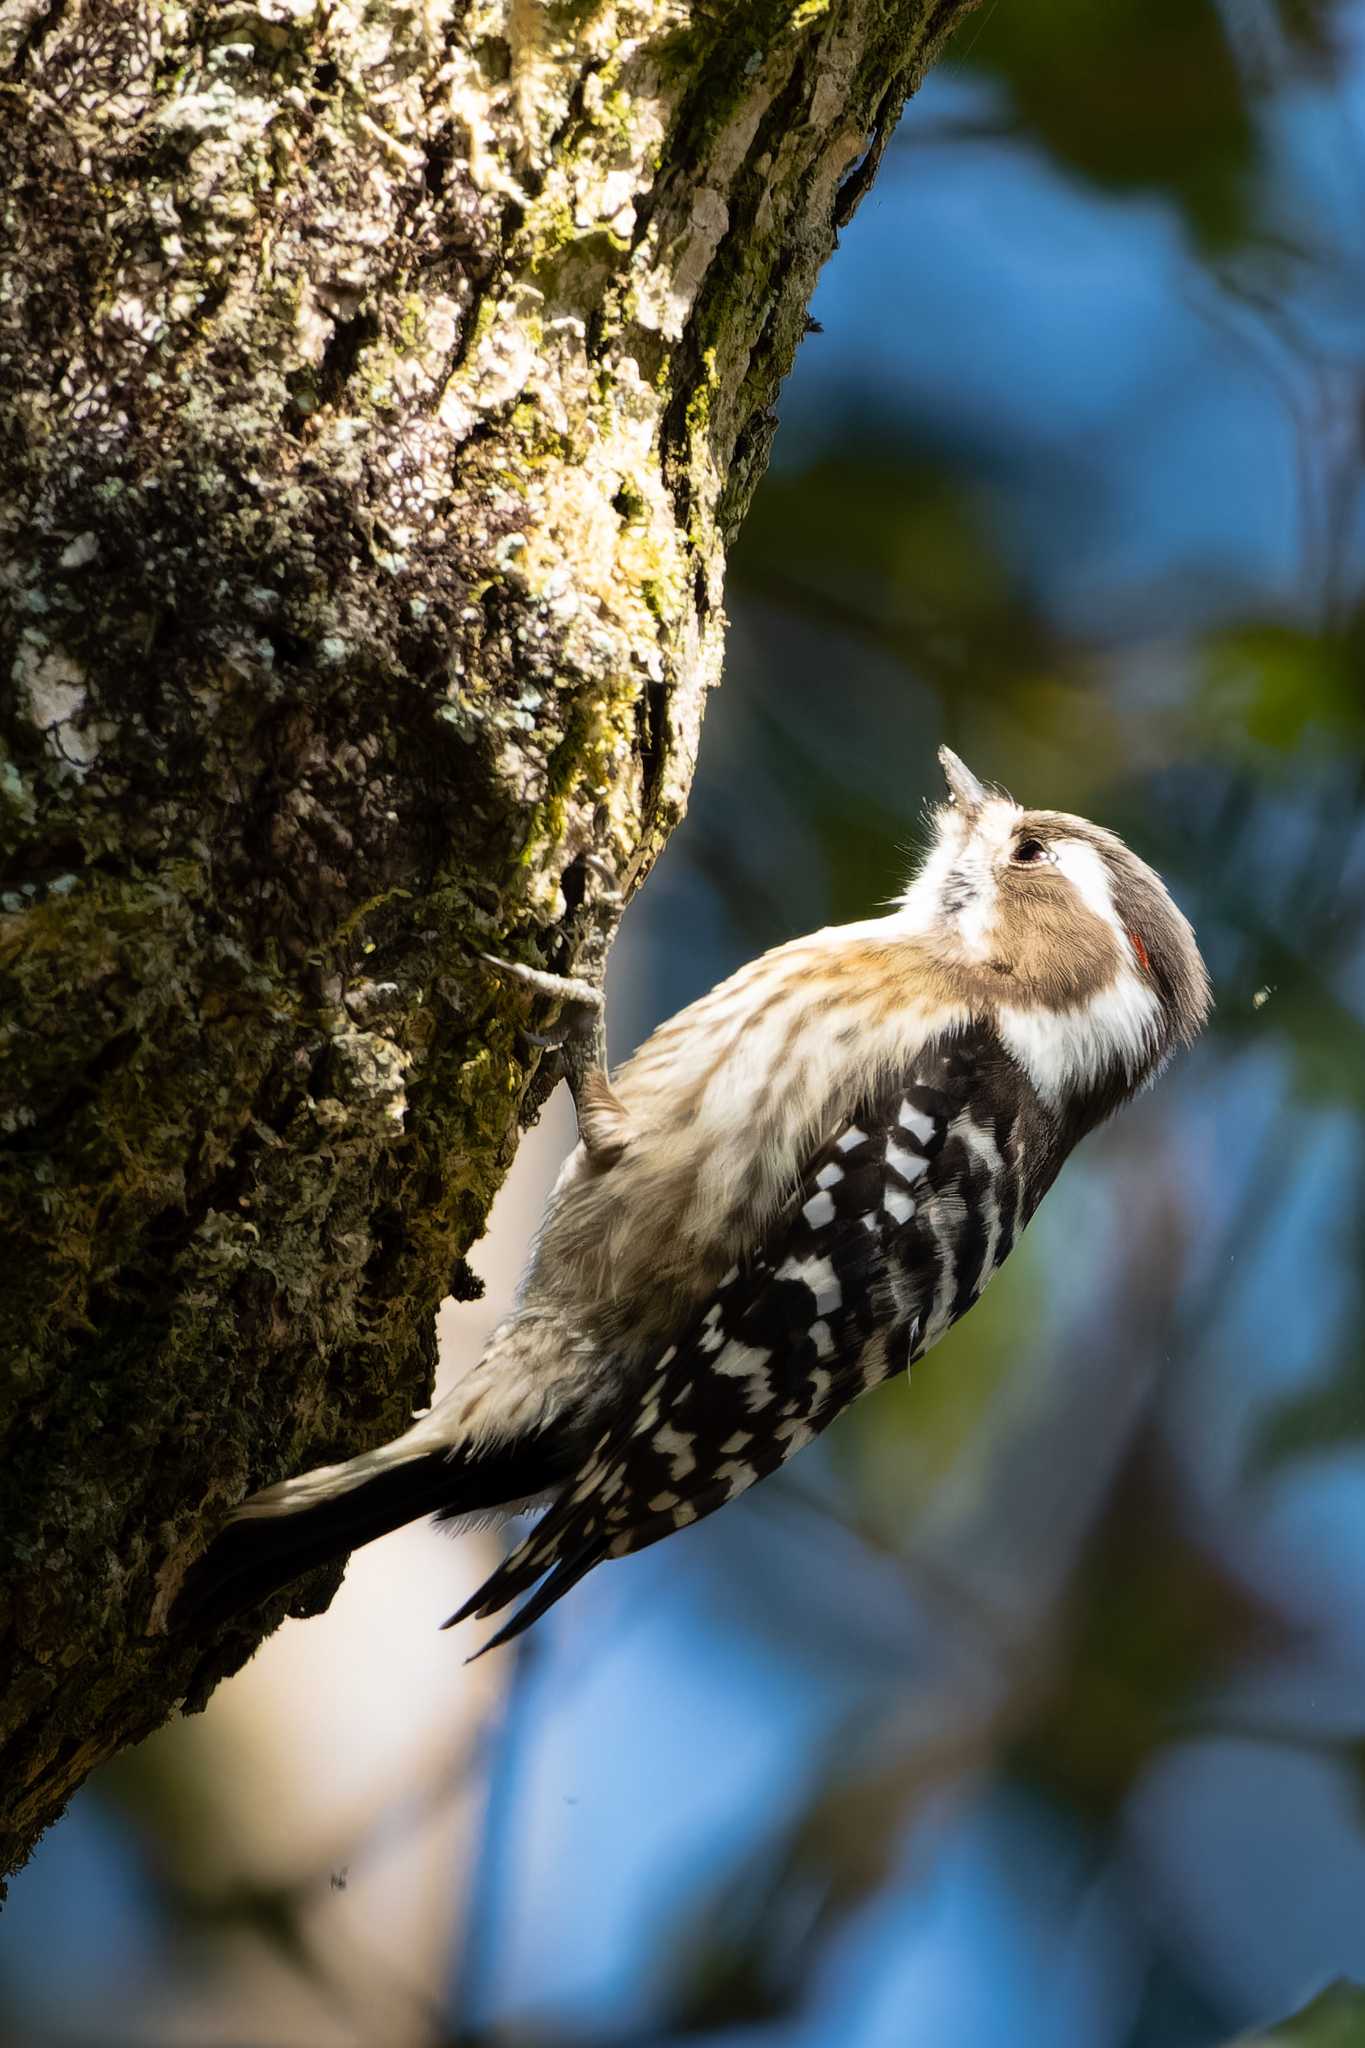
[480,953,608,1111]
[479,954,605,1013]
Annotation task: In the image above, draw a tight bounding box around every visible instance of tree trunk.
[0,0,975,1880]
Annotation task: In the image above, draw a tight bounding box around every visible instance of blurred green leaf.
[954,0,1254,249]
[1009,1436,1295,1823]
[1252,1354,1365,1474]
[1236,1981,1365,2044]
[1199,626,1365,756]
[731,459,1080,714]
[745,697,920,926]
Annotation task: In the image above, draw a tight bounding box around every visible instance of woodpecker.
[178,749,1211,1650]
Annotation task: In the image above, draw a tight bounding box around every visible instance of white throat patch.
[997,969,1163,1103]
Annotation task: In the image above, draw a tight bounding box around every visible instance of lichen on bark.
[0,0,977,1879]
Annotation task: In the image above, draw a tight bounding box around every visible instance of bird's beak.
[938,746,987,811]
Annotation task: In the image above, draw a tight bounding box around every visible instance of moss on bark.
[0,0,977,1880]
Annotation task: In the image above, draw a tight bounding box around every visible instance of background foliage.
[8,2,1365,2042]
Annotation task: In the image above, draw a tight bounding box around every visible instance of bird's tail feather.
[174,1429,572,1633]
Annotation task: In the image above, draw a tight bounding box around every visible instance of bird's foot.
[480,953,609,1130]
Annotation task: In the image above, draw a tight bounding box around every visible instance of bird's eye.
[1012,836,1049,866]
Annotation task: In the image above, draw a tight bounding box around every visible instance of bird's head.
[900,747,1211,1110]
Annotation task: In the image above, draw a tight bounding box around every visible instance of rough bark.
[0,0,975,1879]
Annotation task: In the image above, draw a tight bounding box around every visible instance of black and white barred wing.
[453,1033,1033,1651]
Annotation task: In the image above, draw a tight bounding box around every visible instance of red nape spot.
[1128,928,1151,973]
